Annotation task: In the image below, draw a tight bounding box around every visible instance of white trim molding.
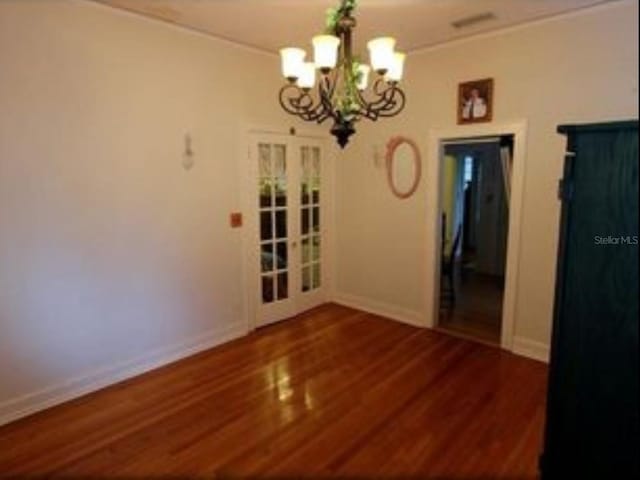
[334,293,425,329]
[0,322,247,427]
[513,336,550,363]
[425,121,529,353]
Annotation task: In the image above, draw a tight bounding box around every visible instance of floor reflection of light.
[264,358,293,402]
[278,380,293,402]
[304,388,316,411]
[263,359,317,414]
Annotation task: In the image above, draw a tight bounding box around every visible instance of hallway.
[440,271,504,344]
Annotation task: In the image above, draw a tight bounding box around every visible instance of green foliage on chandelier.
[337,57,363,121]
[325,0,358,35]
[324,0,362,121]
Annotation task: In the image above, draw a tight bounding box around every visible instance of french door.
[248,133,328,327]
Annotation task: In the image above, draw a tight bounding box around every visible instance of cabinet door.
[544,127,639,478]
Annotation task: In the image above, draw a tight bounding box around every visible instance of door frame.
[425,121,528,351]
[241,126,334,332]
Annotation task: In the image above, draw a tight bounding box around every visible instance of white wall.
[334,1,639,356]
[0,0,637,426]
[0,0,307,424]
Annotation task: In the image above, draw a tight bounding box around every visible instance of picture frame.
[458,78,494,125]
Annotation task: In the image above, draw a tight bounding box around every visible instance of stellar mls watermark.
[594,235,639,245]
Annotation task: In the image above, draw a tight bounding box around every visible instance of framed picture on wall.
[458,78,494,124]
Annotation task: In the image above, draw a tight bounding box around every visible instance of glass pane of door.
[259,143,290,304]
[300,146,322,293]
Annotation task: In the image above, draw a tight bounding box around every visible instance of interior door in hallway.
[249,134,327,328]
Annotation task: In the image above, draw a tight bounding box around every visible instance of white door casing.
[425,121,528,351]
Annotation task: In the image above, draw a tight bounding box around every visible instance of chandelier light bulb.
[297,62,317,90]
[357,64,371,90]
[312,35,341,74]
[367,37,397,74]
[280,48,306,82]
[386,52,406,83]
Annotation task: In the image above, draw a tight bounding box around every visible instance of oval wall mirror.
[385,136,422,199]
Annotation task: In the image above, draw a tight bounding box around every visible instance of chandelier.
[278,0,407,148]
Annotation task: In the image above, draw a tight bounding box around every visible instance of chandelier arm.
[368,78,399,106]
[309,103,333,123]
[355,80,406,121]
[297,91,326,122]
[290,97,320,123]
[279,84,307,116]
[309,83,339,123]
[369,96,400,118]
[375,84,402,108]
[375,87,406,118]
[373,77,389,95]
[351,83,377,120]
[280,84,334,123]
[309,81,340,123]
[360,81,393,111]
[300,101,329,123]
[354,89,380,121]
[283,87,323,121]
[355,86,373,110]
[325,73,340,113]
[319,76,339,122]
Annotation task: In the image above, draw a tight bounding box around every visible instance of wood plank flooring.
[0,304,548,479]
[439,272,504,345]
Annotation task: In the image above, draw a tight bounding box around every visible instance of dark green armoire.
[541,121,639,479]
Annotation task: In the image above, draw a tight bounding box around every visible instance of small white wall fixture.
[425,121,528,351]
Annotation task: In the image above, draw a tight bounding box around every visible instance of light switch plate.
[230,212,243,228]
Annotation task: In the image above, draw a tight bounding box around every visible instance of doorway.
[438,137,513,344]
[245,132,329,328]
[425,122,527,351]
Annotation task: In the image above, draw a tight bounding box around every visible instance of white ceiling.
[97,0,617,54]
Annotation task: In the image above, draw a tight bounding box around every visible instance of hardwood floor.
[440,272,504,345]
[0,304,548,479]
